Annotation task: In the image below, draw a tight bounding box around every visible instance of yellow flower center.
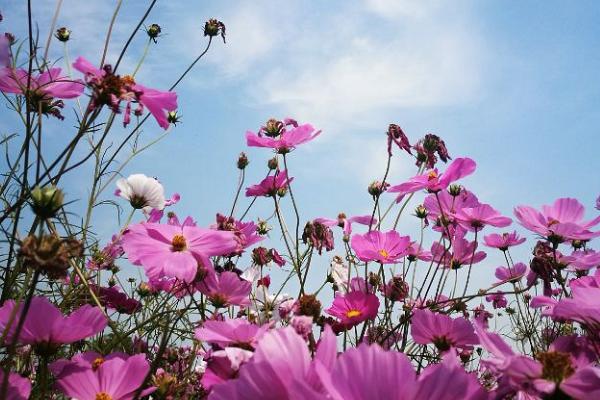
[121,75,136,86]
[547,218,560,227]
[427,170,438,180]
[171,234,187,252]
[378,249,389,258]
[92,357,104,371]
[96,393,112,400]
[346,309,362,318]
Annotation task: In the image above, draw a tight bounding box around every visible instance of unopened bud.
[415,205,428,219]
[55,27,71,42]
[167,110,180,125]
[448,184,462,197]
[30,186,64,218]
[146,23,161,41]
[267,157,278,170]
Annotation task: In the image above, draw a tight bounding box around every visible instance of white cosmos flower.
[116,174,165,211]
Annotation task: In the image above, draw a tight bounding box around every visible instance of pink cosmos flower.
[50,352,154,400]
[562,250,600,271]
[73,56,177,129]
[121,221,239,283]
[423,189,480,223]
[195,319,269,349]
[0,296,107,347]
[0,370,31,400]
[198,271,252,308]
[212,213,263,252]
[514,197,600,241]
[245,170,293,197]
[315,214,376,237]
[411,308,479,352]
[202,347,254,390]
[388,157,476,202]
[431,229,486,270]
[0,67,83,119]
[0,34,10,68]
[483,231,526,251]
[210,326,337,399]
[350,230,411,264]
[406,242,433,262]
[475,322,600,399]
[454,203,512,232]
[485,292,507,309]
[90,284,142,314]
[246,123,321,153]
[325,291,379,328]
[546,285,600,328]
[295,341,488,400]
[494,262,528,284]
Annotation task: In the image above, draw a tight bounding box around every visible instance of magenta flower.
[212,213,263,252]
[309,343,417,400]
[209,327,318,399]
[0,67,83,119]
[121,221,239,283]
[351,230,411,264]
[454,203,512,232]
[315,214,376,236]
[406,242,433,262]
[485,292,507,309]
[548,285,600,328]
[475,322,600,399]
[514,197,600,241]
[413,354,489,400]
[245,170,293,197]
[423,189,480,224]
[90,284,141,314]
[494,262,528,283]
[198,271,252,307]
[411,308,479,352]
[73,56,177,129]
[388,157,476,202]
[325,291,379,328]
[0,296,107,347]
[0,34,10,67]
[483,230,526,251]
[195,318,269,349]
[50,352,154,400]
[431,230,486,270]
[246,123,320,153]
[0,370,31,400]
[562,250,600,271]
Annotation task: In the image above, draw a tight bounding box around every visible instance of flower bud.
[55,27,71,42]
[448,184,462,197]
[145,23,161,42]
[367,180,389,198]
[30,186,64,218]
[108,277,117,287]
[414,205,428,219]
[137,282,152,297]
[237,152,249,170]
[267,157,278,170]
[167,110,180,125]
[277,187,288,197]
[256,219,271,235]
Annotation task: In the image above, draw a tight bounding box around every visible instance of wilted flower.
[204,18,226,42]
[302,220,334,254]
[386,123,411,157]
[19,234,82,279]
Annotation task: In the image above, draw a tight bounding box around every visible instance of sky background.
[1,1,599,299]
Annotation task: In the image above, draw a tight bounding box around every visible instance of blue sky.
[1,1,599,294]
